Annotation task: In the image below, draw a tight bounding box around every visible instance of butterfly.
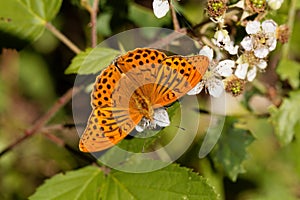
[79,48,209,152]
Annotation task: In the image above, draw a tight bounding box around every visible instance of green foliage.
[276,59,300,89]
[29,166,104,200]
[19,51,56,107]
[0,0,62,41]
[269,90,300,146]
[97,13,113,36]
[29,164,218,200]
[65,47,121,74]
[211,117,255,181]
[128,3,171,27]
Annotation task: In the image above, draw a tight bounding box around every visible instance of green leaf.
[101,163,218,200]
[0,0,62,41]
[29,164,218,200]
[269,90,300,146]
[65,47,121,74]
[211,117,255,181]
[29,166,104,200]
[276,59,300,89]
[97,13,112,36]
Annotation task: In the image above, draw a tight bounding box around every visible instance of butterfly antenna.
[174,125,186,131]
[142,141,145,153]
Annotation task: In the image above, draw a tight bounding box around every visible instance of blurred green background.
[0,0,300,199]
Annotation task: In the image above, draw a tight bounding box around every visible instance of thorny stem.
[45,22,82,54]
[0,86,82,157]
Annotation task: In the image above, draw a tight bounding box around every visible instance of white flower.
[234,52,267,81]
[188,46,235,97]
[241,20,278,58]
[245,21,261,34]
[135,108,170,132]
[268,0,284,10]
[153,0,170,18]
[212,30,239,55]
[235,62,249,80]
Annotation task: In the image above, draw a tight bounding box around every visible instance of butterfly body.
[131,89,154,121]
[79,48,209,152]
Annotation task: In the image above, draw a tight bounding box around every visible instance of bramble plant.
[0,0,300,200]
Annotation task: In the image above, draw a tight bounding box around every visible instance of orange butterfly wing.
[79,48,167,152]
[151,55,209,106]
[79,48,209,152]
[79,63,140,152]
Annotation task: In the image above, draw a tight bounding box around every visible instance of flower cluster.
[151,0,288,98]
[193,18,283,97]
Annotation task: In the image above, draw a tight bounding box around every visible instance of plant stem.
[90,0,99,48]
[45,22,82,54]
[170,1,180,31]
[0,86,82,157]
[282,0,296,59]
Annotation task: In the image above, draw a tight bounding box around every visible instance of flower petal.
[207,79,224,97]
[241,36,253,51]
[224,43,239,55]
[213,30,230,46]
[199,46,214,61]
[257,60,267,69]
[268,0,284,10]
[187,81,204,95]
[262,20,277,33]
[246,21,261,34]
[153,0,169,18]
[153,108,170,127]
[267,37,277,51]
[254,47,269,58]
[247,66,257,81]
[234,63,249,79]
[215,60,235,77]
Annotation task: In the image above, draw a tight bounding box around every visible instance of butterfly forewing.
[152,55,209,106]
[91,64,122,108]
[116,48,167,73]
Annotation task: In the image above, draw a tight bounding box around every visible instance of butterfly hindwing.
[79,107,141,152]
